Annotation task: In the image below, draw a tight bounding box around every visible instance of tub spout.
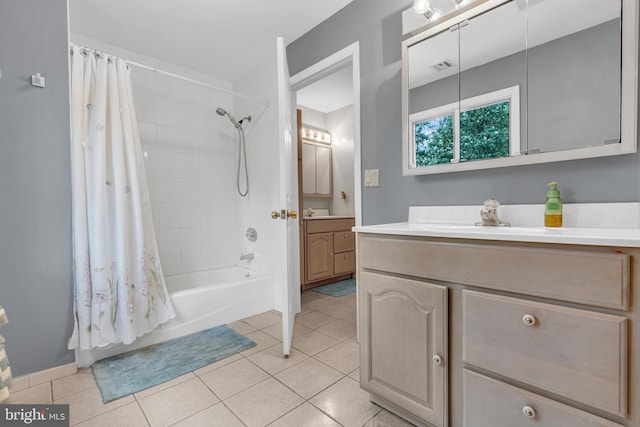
[240,252,254,261]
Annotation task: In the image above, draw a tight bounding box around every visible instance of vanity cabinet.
[303,218,355,289]
[360,271,448,427]
[357,233,636,427]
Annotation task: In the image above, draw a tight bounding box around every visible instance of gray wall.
[287,0,640,225]
[0,0,75,375]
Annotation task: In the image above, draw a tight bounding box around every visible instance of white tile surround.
[135,64,239,276]
[234,48,287,311]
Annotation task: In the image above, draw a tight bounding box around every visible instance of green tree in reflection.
[460,101,510,161]
[415,115,454,166]
[414,101,510,167]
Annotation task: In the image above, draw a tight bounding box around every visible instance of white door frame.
[289,41,362,227]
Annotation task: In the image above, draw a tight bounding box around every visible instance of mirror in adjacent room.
[302,126,333,197]
[402,0,637,175]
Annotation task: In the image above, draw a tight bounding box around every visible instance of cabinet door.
[302,143,316,194]
[315,144,332,196]
[359,271,448,427]
[306,233,334,282]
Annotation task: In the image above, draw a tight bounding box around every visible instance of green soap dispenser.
[545,181,563,227]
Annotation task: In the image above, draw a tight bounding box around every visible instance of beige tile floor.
[6,290,415,427]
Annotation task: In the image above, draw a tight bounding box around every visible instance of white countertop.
[353,222,640,247]
[353,204,640,247]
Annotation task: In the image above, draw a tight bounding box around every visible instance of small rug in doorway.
[312,278,356,298]
[91,325,255,403]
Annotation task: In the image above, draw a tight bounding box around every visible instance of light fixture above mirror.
[413,0,475,23]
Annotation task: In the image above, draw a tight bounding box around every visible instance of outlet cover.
[364,169,379,187]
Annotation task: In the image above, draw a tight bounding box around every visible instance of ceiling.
[68,0,354,83]
[297,65,354,114]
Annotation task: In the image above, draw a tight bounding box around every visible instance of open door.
[276,37,301,357]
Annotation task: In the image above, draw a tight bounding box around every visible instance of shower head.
[216,107,239,128]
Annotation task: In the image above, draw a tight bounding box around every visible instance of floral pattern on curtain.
[68,45,174,351]
[0,306,11,403]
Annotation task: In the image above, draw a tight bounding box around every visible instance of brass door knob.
[271,211,280,220]
[288,210,297,219]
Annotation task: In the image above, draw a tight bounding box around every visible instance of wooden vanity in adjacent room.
[354,206,640,427]
[302,216,355,290]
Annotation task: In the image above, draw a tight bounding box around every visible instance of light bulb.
[413,0,430,15]
[414,0,438,21]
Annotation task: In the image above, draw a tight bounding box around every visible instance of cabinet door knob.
[344,233,348,238]
[522,314,537,326]
[522,406,536,419]
[344,254,348,259]
[433,355,443,365]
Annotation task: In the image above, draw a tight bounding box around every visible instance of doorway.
[289,42,362,290]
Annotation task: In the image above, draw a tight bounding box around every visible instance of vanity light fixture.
[301,126,331,144]
[413,0,438,21]
[452,0,473,9]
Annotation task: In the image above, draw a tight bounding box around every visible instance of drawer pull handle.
[522,406,536,419]
[344,234,348,238]
[344,255,348,259]
[522,314,537,326]
[433,355,443,365]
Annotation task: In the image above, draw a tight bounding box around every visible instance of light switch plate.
[364,169,379,187]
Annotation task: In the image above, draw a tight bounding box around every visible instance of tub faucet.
[240,252,254,261]
[475,198,510,227]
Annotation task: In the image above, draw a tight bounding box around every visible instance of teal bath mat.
[312,278,356,298]
[91,325,255,403]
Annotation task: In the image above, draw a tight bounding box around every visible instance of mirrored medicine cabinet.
[302,126,333,198]
[402,0,638,175]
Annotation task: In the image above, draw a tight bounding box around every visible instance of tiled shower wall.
[71,34,242,276]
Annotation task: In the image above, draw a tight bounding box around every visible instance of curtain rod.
[71,43,269,106]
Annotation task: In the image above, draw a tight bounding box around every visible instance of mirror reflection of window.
[411,86,519,166]
[415,114,454,166]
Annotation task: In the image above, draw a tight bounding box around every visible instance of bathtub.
[75,266,274,367]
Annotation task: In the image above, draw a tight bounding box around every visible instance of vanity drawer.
[358,234,630,310]
[463,369,625,427]
[333,231,355,253]
[334,251,355,275]
[306,218,354,234]
[463,290,627,416]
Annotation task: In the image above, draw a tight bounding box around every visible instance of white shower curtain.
[68,45,174,351]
